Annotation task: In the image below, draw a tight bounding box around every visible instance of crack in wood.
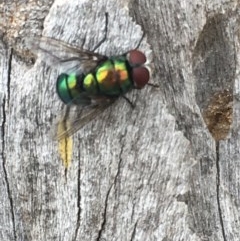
[113,147,124,188]
[1,48,17,240]
[216,142,227,241]
[96,143,125,240]
[7,48,12,105]
[130,221,138,241]
[96,184,113,241]
[73,156,82,241]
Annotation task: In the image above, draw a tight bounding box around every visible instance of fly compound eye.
[132,67,150,89]
[128,50,147,65]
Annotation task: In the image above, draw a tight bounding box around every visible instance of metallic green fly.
[27,13,152,140]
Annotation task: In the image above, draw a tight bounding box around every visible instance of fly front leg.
[122,95,135,109]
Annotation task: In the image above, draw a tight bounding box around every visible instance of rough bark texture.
[0,0,239,241]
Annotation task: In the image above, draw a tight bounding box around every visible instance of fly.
[27,13,153,140]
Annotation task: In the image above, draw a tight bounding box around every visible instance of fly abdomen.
[83,73,99,95]
[56,73,85,105]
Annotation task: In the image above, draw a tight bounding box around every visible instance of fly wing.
[56,97,116,140]
[27,36,107,74]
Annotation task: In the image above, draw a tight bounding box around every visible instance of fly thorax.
[96,58,128,96]
[113,58,132,93]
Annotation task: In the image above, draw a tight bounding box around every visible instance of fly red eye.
[128,50,147,65]
[132,67,150,89]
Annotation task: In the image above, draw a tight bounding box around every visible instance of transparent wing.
[26,36,107,74]
[56,98,116,140]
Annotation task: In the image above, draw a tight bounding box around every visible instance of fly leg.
[92,12,109,52]
[147,83,159,88]
[122,95,135,109]
[134,30,145,50]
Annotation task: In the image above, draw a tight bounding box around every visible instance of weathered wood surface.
[0,0,239,240]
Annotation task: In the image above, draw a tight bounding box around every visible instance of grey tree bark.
[0,0,239,241]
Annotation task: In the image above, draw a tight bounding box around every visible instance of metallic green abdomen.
[56,57,133,105]
[56,73,85,104]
